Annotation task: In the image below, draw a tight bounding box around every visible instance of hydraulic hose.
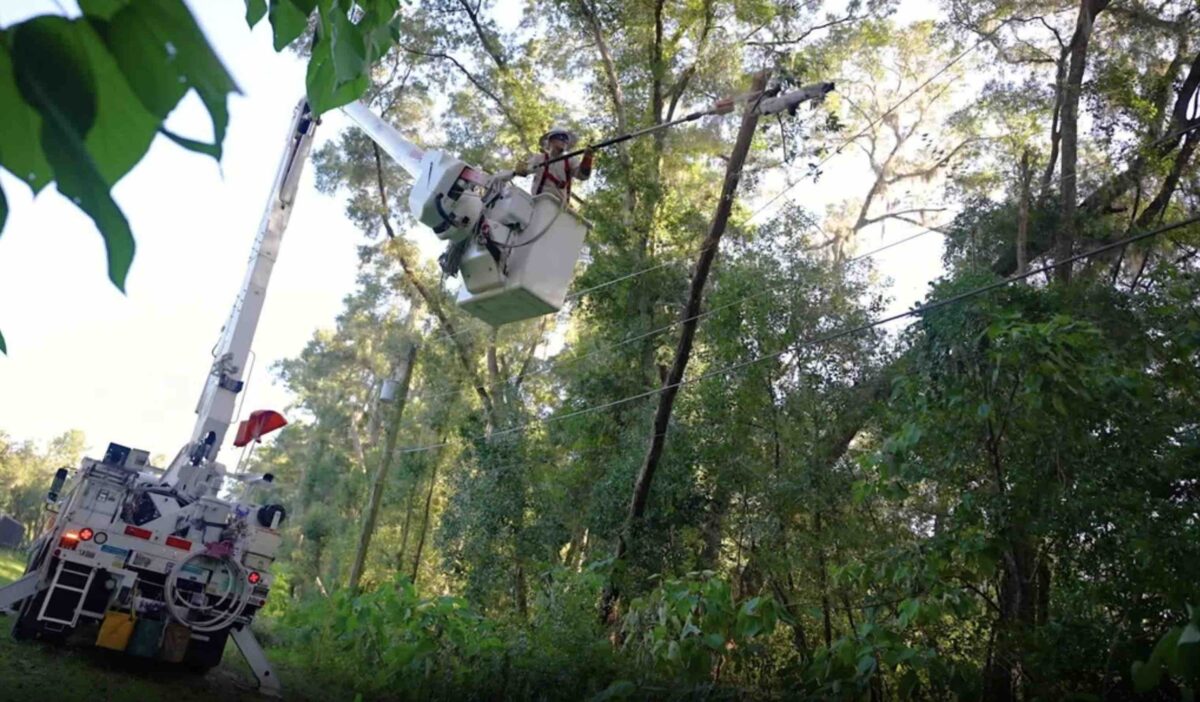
[164,551,253,633]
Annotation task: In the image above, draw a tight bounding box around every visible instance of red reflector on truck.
[165,536,192,551]
[124,525,152,539]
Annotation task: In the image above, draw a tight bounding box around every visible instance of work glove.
[580,148,595,171]
[492,169,516,181]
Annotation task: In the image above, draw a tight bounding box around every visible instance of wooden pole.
[347,341,419,595]
[604,71,770,617]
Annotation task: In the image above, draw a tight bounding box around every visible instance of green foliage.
[0,1,240,284]
[621,572,785,685]
[0,0,400,352]
[0,430,86,545]
[277,576,505,699]
[1133,606,1200,697]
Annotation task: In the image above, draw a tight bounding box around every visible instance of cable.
[164,551,253,633]
[392,215,1199,456]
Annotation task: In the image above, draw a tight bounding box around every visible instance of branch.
[514,317,549,389]
[457,0,507,69]
[578,0,630,143]
[401,45,526,134]
[372,144,397,239]
[883,137,981,186]
[858,207,950,229]
[664,0,715,121]
[745,12,866,47]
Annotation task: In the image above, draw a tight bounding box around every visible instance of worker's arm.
[575,149,594,180]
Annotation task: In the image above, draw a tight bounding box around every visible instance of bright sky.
[0,0,948,459]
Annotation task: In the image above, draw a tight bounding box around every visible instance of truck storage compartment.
[96,610,135,651]
[160,621,192,662]
[127,617,166,657]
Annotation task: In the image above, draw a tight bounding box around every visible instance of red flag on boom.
[233,410,288,448]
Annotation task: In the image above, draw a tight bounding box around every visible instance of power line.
[393,214,1198,456]
[413,33,991,350]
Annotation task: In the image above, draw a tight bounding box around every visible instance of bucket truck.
[0,99,318,697]
[0,79,832,697]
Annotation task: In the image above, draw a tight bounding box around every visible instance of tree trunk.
[815,511,834,647]
[1057,0,1111,283]
[983,534,1038,702]
[1040,46,1070,194]
[347,342,418,596]
[411,458,439,584]
[1016,150,1032,277]
[604,72,770,619]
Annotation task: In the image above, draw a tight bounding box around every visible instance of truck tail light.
[247,571,261,585]
[59,531,80,549]
[165,536,192,551]
[124,525,152,540]
[79,528,94,541]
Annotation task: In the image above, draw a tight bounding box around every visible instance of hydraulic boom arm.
[164,100,318,488]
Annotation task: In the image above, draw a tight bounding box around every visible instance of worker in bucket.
[514,126,594,204]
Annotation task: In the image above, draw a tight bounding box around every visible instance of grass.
[0,550,326,701]
[0,549,24,586]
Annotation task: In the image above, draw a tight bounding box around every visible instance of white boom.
[162,99,318,493]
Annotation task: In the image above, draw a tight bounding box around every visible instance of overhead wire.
[392,214,1200,456]
[410,31,992,350]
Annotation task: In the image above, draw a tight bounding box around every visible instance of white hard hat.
[541,126,575,148]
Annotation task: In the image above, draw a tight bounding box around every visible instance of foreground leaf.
[12,17,135,290]
[245,0,268,27]
[98,0,239,161]
[0,40,52,194]
[306,19,368,114]
[324,0,366,87]
[268,0,309,51]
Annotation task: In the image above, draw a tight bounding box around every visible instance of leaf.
[0,327,6,355]
[1132,660,1160,694]
[1181,623,1200,646]
[69,18,160,186]
[78,0,130,20]
[703,633,724,650]
[159,127,221,158]
[0,38,53,194]
[323,0,367,86]
[11,16,136,290]
[100,0,239,160]
[589,680,635,702]
[306,20,368,114]
[268,0,310,51]
[0,182,5,232]
[245,0,268,26]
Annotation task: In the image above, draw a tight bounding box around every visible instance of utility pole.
[604,70,773,619]
[348,341,419,595]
